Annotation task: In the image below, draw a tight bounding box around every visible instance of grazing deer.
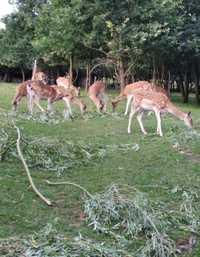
[112,81,167,115]
[88,80,108,112]
[12,60,47,111]
[127,90,192,137]
[56,75,80,97]
[26,81,86,117]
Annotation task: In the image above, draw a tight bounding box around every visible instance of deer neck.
[166,102,187,121]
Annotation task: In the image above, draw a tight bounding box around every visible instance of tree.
[34,0,95,84]
[0,13,36,80]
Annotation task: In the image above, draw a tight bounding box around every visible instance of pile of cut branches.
[0,124,106,174]
[84,184,200,257]
[0,124,139,174]
[84,184,160,237]
[0,224,129,257]
[1,185,199,257]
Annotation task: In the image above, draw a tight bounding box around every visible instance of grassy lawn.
[0,83,200,256]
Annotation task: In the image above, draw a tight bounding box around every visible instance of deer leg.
[47,98,53,113]
[154,109,163,136]
[26,85,37,114]
[63,97,73,118]
[26,90,35,114]
[26,94,31,112]
[12,94,23,111]
[99,92,108,112]
[127,107,138,134]
[124,95,133,116]
[136,111,147,135]
[71,97,86,114]
[89,94,102,113]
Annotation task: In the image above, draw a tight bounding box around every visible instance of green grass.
[0,83,200,256]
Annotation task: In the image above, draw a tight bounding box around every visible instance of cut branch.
[45,180,93,199]
[14,123,52,206]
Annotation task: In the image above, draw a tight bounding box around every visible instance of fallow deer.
[88,80,108,112]
[112,81,167,115]
[56,85,86,116]
[127,90,192,137]
[26,82,86,117]
[12,60,47,111]
[56,75,80,97]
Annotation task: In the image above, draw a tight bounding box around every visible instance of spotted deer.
[88,80,108,112]
[112,81,167,115]
[56,75,80,97]
[127,90,192,137]
[12,60,47,111]
[26,82,86,117]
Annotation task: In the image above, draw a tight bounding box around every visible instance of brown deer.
[12,60,47,111]
[88,80,108,112]
[26,82,86,117]
[127,90,192,136]
[112,81,167,115]
[56,75,80,97]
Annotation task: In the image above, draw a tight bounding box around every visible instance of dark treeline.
[0,0,200,103]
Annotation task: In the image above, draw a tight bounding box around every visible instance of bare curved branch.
[45,180,93,199]
[13,122,52,206]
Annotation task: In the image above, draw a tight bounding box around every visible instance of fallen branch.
[45,180,93,198]
[14,122,52,206]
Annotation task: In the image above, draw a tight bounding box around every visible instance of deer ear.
[188,111,191,117]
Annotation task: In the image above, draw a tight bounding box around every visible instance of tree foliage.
[1,0,200,102]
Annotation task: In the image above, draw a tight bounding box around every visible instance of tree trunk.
[194,60,200,105]
[167,71,171,97]
[178,73,186,102]
[119,58,125,93]
[69,54,73,86]
[85,63,90,92]
[161,64,165,83]
[183,72,189,103]
[3,73,8,82]
[21,67,25,82]
[152,56,156,83]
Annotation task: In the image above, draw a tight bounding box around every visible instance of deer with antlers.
[12,60,47,111]
[88,80,108,112]
[127,90,192,137]
[112,81,167,115]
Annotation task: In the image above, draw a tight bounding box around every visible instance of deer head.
[35,72,48,84]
